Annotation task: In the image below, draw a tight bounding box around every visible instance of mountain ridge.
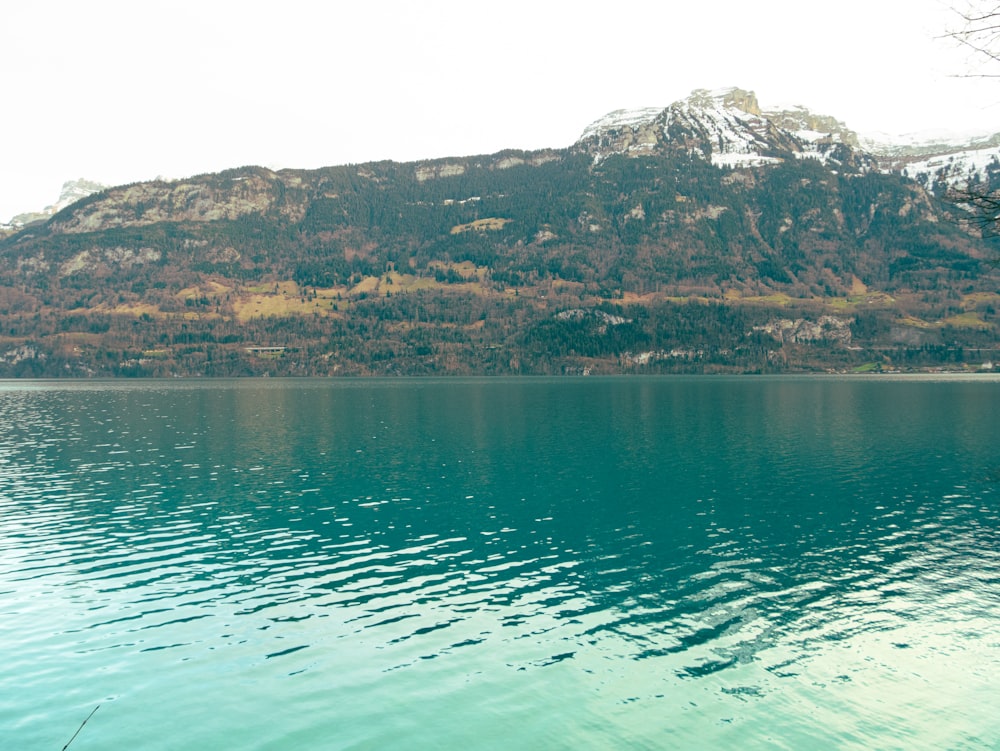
[7,87,999,228]
[1,86,998,377]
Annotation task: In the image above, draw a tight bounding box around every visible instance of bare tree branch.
[948,185,1000,239]
[945,1,1000,60]
[943,3,1000,249]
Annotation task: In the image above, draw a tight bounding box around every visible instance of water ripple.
[2,380,1000,750]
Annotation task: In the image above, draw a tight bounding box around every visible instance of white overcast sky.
[2,0,998,222]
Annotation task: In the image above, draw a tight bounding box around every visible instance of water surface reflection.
[1,378,998,750]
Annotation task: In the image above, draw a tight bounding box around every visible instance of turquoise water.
[1,376,999,750]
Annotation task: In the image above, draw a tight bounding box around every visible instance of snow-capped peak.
[576,87,944,174]
[576,87,826,168]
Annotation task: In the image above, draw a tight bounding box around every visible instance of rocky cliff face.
[48,169,304,234]
[761,106,860,148]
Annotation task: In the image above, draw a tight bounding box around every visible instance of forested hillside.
[2,90,998,376]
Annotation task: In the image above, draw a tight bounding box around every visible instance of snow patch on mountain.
[864,129,1000,191]
[900,146,1000,191]
[579,107,663,141]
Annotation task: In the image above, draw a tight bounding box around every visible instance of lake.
[1,376,998,749]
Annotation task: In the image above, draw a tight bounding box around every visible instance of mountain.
[580,87,1000,190]
[0,88,998,377]
[578,88,865,168]
[3,178,107,229]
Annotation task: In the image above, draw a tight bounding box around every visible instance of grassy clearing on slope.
[450,218,511,234]
[941,312,992,329]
